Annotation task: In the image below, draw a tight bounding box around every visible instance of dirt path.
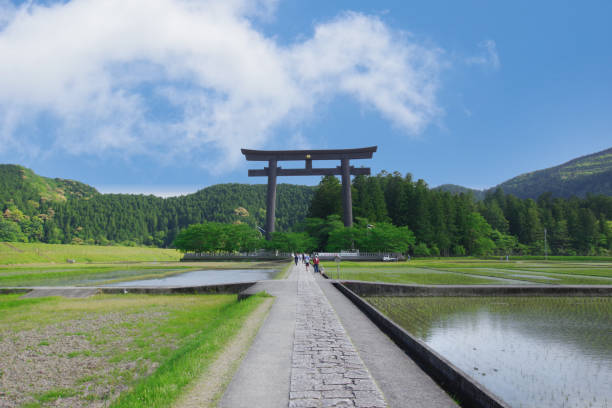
[173,297,274,408]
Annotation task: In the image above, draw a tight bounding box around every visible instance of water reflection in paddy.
[366,296,612,408]
[106,269,278,287]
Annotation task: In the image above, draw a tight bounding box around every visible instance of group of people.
[293,253,321,273]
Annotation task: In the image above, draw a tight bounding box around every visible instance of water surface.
[366,296,612,408]
[106,269,278,287]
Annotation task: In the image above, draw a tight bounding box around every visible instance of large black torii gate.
[241,146,377,238]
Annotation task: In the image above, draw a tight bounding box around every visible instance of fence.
[315,251,404,261]
[181,251,292,261]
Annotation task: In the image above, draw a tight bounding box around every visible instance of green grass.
[0,264,199,287]
[0,293,52,310]
[517,267,612,278]
[326,266,503,285]
[0,293,266,406]
[110,293,267,408]
[322,258,612,285]
[36,388,79,403]
[439,267,612,285]
[274,262,293,280]
[497,255,612,262]
[0,242,181,264]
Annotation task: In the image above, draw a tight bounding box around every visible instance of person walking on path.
[294,253,299,265]
[313,255,320,273]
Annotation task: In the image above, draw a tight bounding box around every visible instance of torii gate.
[241,146,377,238]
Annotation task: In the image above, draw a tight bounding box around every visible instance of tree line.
[300,173,612,256]
[0,183,314,247]
[2,170,611,256]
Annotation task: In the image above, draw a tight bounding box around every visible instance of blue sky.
[1,0,610,196]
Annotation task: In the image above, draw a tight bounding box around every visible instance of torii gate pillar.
[341,158,352,227]
[265,159,278,240]
[242,147,377,238]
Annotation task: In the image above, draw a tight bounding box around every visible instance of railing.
[182,251,293,260]
[182,250,404,261]
[316,251,394,258]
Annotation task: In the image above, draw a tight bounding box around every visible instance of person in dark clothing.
[294,254,299,265]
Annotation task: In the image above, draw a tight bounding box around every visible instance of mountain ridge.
[436,147,612,199]
[0,164,314,246]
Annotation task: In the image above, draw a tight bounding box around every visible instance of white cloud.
[466,39,500,70]
[0,0,16,29]
[0,0,443,169]
[288,131,310,150]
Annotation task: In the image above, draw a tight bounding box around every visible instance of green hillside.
[0,165,314,246]
[0,164,98,212]
[497,147,612,198]
[436,147,612,200]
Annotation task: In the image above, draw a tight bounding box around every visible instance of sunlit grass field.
[0,292,267,408]
[321,258,612,285]
[0,242,181,264]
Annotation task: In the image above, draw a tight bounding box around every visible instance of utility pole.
[544,228,548,261]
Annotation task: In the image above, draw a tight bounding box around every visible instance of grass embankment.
[274,262,293,280]
[0,292,266,408]
[0,242,181,264]
[322,258,612,285]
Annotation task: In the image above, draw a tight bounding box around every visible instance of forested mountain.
[436,147,612,199]
[496,147,612,198]
[0,165,314,246]
[2,162,611,255]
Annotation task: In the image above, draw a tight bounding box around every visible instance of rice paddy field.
[0,243,287,287]
[322,258,612,285]
[365,296,612,408]
[0,262,284,287]
[0,292,267,408]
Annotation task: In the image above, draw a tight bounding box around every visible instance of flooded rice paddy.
[105,268,278,287]
[365,296,612,408]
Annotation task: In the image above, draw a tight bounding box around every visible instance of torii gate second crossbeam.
[241,146,377,238]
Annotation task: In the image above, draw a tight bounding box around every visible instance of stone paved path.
[289,266,386,408]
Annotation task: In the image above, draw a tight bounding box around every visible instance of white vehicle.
[382,256,397,262]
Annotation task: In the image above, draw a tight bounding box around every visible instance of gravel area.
[0,311,167,407]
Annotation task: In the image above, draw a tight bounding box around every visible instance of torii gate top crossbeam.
[241,146,377,162]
